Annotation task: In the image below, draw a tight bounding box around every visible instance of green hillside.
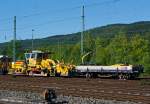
[1,21,150,49]
[0,21,150,76]
[23,21,150,48]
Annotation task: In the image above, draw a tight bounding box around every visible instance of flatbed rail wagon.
[75,64,144,79]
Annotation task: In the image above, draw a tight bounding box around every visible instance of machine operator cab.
[25,50,43,67]
[24,50,56,76]
[24,50,53,67]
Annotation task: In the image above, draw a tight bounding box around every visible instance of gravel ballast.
[0,90,141,104]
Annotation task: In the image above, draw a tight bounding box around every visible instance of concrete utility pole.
[32,29,34,51]
[81,5,85,56]
[13,16,16,62]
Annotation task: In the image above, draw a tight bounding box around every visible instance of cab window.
[31,54,36,59]
[37,53,42,59]
[25,53,30,59]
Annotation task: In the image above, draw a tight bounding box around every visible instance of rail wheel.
[41,71,45,76]
[29,71,33,76]
[86,73,91,79]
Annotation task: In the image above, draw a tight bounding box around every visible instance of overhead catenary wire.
[18,16,80,31]
[0,0,120,22]
[0,0,125,43]
[0,16,80,32]
[18,6,81,20]
[85,0,121,8]
[0,4,80,22]
[0,0,121,33]
[15,0,118,20]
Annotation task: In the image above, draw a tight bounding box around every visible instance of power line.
[0,16,80,31]
[17,0,119,20]
[0,0,119,22]
[0,6,81,22]
[85,0,120,8]
[18,6,81,20]
[18,16,80,30]
[0,0,120,31]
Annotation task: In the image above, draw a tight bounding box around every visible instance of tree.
[129,35,150,74]
[95,37,109,65]
[106,33,129,64]
[69,43,81,64]
[83,32,96,64]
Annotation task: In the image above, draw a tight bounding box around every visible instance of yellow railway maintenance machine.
[11,50,75,77]
[25,50,56,76]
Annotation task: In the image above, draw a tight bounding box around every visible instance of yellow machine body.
[11,50,74,76]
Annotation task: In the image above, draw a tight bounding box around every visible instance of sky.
[0,0,150,43]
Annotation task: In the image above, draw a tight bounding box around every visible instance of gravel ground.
[0,90,141,104]
[55,95,141,104]
[0,75,149,104]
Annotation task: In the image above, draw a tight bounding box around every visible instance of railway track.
[0,75,150,104]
